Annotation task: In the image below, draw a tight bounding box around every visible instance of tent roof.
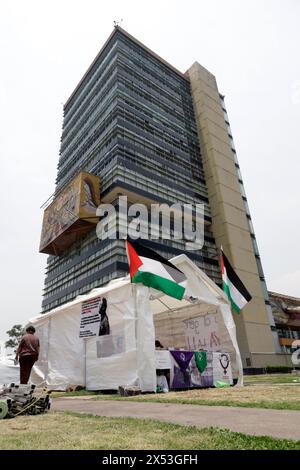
[31,276,130,322]
[170,254,228,303]
[150,254,229,315]
[30,254,228,323]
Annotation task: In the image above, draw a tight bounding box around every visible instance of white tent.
[30,254,243,391]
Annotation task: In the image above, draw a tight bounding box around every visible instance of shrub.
[265,366,291,374]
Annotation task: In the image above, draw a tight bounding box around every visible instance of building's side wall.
[188,62,277,368]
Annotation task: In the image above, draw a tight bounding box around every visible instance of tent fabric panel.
[218,303,243,385]
[32,303,84,390]
[136,285,157,392]
[47,304,84,390]
[85,284,137,390]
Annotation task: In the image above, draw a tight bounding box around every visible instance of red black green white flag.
[221,249,252,313]
[126,239,187,300]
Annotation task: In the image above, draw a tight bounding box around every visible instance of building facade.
[41,27,286,369]
[42,27,221,312]
[269,291,300,356]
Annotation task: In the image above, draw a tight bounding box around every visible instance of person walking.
[15,325,40,384]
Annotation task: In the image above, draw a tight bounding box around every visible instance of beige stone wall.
[188,62,276,368]
[250,353,293,368]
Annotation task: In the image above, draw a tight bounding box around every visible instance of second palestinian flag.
[126,239,187,300]
[221,249,252,313]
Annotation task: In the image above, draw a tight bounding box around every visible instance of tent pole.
[157,298,174,312]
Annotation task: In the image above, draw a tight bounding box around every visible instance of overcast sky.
[0,0,299,342]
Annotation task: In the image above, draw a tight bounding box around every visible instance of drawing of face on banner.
[219,353,230,375]
[98,297,110,336]
[183,312,220,351]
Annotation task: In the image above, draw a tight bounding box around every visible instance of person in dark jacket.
[15,325,40,384]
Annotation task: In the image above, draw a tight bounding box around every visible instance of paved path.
[52,397,300,440]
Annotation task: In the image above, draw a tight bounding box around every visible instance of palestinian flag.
[221,249,252,313]
[126,239,187,300]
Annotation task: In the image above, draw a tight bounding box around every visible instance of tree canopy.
[5,324,25,350]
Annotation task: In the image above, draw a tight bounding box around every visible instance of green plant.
[265,366,291,374]
[5,324,25,350]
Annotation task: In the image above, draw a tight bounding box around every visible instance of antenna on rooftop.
[113,19,123,28]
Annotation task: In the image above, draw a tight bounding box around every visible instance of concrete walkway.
[52,397,300,441]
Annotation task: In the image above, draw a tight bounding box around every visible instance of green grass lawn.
[91,383,300,411]
[51,374,300,411]
[244,373,300,385]
[1,412,299,450]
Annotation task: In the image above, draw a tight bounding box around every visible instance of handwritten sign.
[183,313,221,351]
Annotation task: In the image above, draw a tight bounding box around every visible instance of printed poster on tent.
[212,352,233,385]
[79,296,110,338]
